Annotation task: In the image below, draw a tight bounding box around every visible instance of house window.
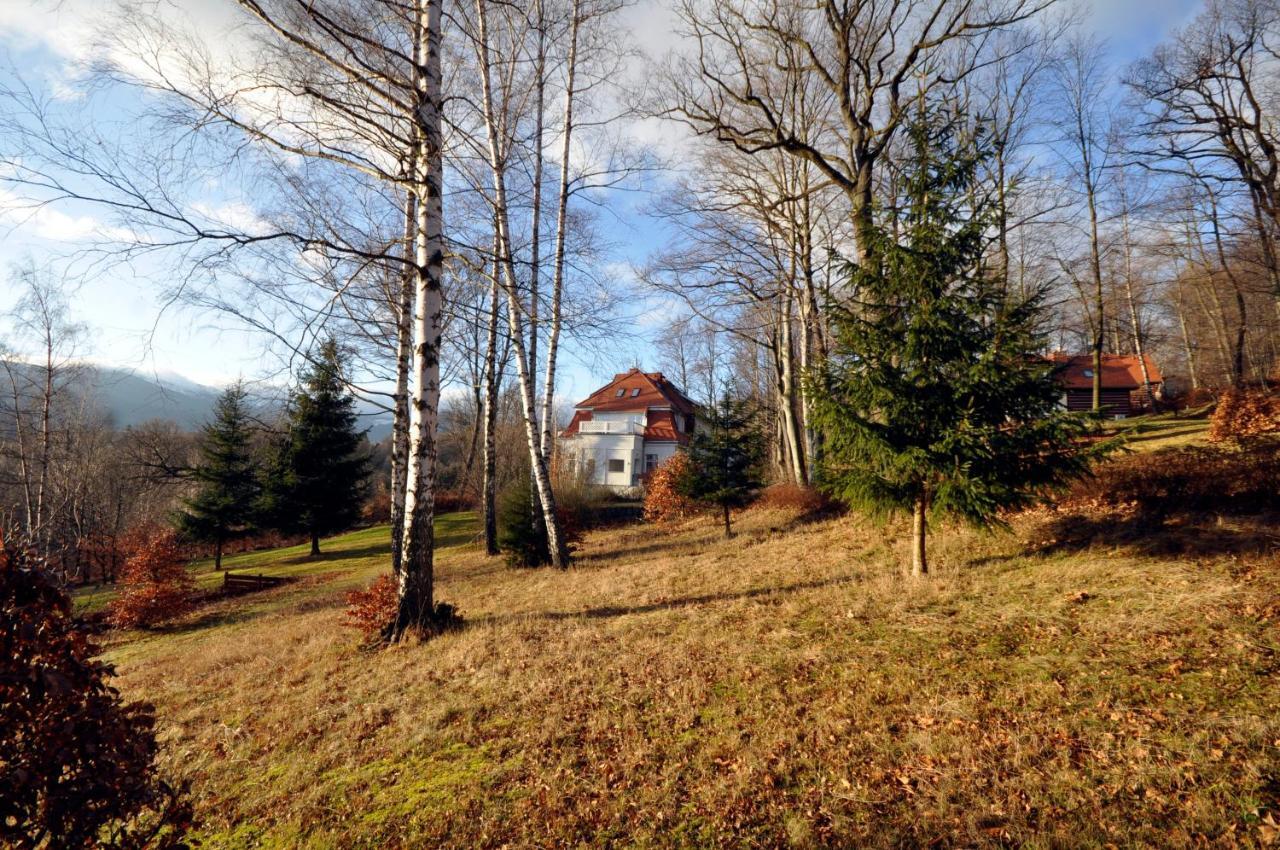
[1082,369,1094,378]
[607,458,625,473]
[631,388,641,397]
[645,453,658,472]
[615,388,625,397]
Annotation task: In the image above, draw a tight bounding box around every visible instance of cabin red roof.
[560,369,697,442]
[1048,353,1163,390]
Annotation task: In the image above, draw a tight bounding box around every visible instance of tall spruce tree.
[176,382,259,570]
[261,340,369,557]
[807,109,1095,577]
[677,394,763,538]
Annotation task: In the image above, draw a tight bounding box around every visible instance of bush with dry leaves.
[642,452,699,524]
[1208,388,1280,443]
[109,528,197,630]
[1,544,193,848]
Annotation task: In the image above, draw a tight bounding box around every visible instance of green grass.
[74,512,478,614]
[1102,406,1213,452]
[96,500,1280,848]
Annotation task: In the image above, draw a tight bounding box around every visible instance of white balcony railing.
[578,420,643,435]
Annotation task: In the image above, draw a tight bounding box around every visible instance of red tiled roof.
[561,368,697,438]
[1048,353,1163,390]
[642,410,689,445]
[573,369,695,413]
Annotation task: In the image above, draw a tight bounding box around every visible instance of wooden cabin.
[1049,353,1164,418]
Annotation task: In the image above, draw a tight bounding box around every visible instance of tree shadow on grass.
[1025,510,1280,560]
[474,572,865,627]
[265,543,391,567]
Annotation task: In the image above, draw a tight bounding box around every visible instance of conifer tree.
[176,381,259,570]
[677,395,763,538]
[261,340,369,557]
[807,109,1095,577]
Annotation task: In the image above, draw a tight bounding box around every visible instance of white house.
[560,368,698,491]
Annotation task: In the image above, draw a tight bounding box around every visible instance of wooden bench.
[221,572,289,595]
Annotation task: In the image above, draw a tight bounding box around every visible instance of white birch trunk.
[393,0,446,634]
[389,188,416,577]
[777,299,806,484]
[483,231,501,556]
[474,0,569,568]
[538,0,581,462]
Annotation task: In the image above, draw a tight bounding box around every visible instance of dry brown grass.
[103,505,1280,848]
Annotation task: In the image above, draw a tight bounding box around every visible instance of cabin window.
[1082,369,1094,378]
[645,453,658,472]
[615,388,625,397]
[631,388,641,397]
[607,458,625,473]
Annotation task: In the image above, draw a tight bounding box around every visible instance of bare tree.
[1049,34,1115,410]
[664,0,1053,259]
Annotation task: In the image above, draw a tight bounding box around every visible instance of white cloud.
[189,200,270,238]
[0,188,134,243]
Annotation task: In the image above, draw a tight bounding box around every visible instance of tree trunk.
[1086,181,1104,411]
[911,494,928,577]
[1207,191,1249,388]
[777,299,806,483]
[851,158,875,263]
[538,0,581,463]
[474,0,568,569]
[482,238,501,556]
[310,531,320,558]
[1174,281,1200,391]
[391,0,446,638]
[1118,197,1158,411]
[528,0,548,394]
[722,503,731,538]
[215,538,223,571]
[390,189,416,577]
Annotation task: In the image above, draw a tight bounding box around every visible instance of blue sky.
[0,0,1206,402]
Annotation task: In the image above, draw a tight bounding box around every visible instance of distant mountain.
[2,360,395,439]
[89,366,225,430]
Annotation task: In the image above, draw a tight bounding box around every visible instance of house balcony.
[577,420,644,435]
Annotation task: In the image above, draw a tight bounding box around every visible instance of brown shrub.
[345,574,399,644]
[1,544,193,847]
[1180,387,1218,409]
[754,483,831,513]
[361,485,392,525]
[435,489,472,515]
[643,453,699,524]
[1208,388,1280,443]
[109,528,197,630]
[1055,441,1280,518]
[362,487,470,528]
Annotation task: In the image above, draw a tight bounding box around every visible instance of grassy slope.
[104,489,1280,848]
[1102,407,1213,451]
[75,514,480,614]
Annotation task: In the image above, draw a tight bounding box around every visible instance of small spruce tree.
[807,108,1094,576]
[260,340,369,557]
[497,474,582,568]
[176,382,260,570]
[676,395,763,538]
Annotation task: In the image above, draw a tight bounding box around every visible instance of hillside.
[101,482,1280,848]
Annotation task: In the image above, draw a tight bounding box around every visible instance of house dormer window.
[615,388,625,397]
[631,388,641,397]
